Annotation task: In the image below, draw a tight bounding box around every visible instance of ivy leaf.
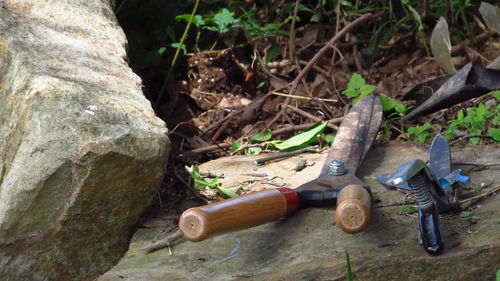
[273,122,328,151]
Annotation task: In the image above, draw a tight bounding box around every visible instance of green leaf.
[343,88,359,97]
[379,95,398,112]
[322,134,335,145]
[490,90,500,100]
[216,185,237,198]
[396,205,417,215]
[274,122,328,151]
[212,8,239,33]
[347,73,365,91]
[395,103,407,114]
[231,141,241,152]
[158,47,167,55]
[488,128,500,141]
[459,211,473,218]
[352,92,371,104]
[250,130,272,142]
[245,146,263,155]
[176,14,205,27]
[345,251,353,281]
[360,84,376,95]
[191,166,219,189]
[170,43,187,54]
[310,13,320,23]
[266,46,281,63]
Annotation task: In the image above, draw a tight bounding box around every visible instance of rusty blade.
[320,95,382,179]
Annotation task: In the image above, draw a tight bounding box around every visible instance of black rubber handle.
[418,201,444,255]
[296,188,341,208]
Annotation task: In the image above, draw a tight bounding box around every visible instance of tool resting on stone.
[179,95,383,242]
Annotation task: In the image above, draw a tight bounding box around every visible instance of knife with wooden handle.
[179,95,382,242]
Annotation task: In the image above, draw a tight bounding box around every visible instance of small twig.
[449,135,493,145]
[203,109,244,134]
[182,143,231,157]
[289,13,375,92]
[141,230,183,253]
[254,148,322,165]
[452,162,500,167]
[211,116,232,142]
[285,105,339,130]
[288,0,301,62]
[267,13,375,130]
[271,92,337,102]
[458,185,500,205]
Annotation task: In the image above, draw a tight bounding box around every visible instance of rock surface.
[0,1,169,280]
[99,144,499,281]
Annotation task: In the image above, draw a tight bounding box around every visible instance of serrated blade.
[429,134,451,180]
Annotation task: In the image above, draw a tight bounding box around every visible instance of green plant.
[407,122,432,143]
[190,165,237,198]
[396,205,417,215]
[379,95,412,141]
[445,98,499,144]
[345,251,353,281]
[343,73,376,104]
[232,122,329,155]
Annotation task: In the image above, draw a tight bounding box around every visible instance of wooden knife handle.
[334,184,371,233]
[179,188,298,242]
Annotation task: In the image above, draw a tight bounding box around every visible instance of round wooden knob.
[334,184,371,233]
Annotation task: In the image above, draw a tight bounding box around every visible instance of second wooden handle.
[334,184,371,233]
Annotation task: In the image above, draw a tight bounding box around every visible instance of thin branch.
[458,185,500,205]
[254,148,322,165]
[449,134,493,145]
[285,104,339,130]
[141,230,183,253]
[289,13,375,92]
[271,92,337,102]
[182,143,231,157]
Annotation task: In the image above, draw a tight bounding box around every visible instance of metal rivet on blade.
[328,160,347,176]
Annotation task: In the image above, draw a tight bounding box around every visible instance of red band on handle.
[277,188,299,216]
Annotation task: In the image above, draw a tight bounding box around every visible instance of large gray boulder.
[0,1,169,280]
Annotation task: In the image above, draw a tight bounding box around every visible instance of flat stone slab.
[100,143,500,281]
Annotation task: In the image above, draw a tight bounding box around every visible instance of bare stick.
[449,135,493,145]
[289,13,374,91]
[254,148,322,165]
[271,91,337,102]
[285,104,339,130]
[458,185,500,205]
[182,143,231,157]
[142,230,183,253]
[267,13,375,129]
